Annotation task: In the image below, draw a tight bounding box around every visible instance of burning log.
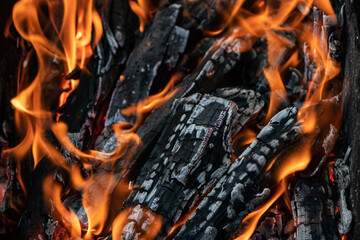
[290,171,339,240]
[174,107,302,239]
[1,0,359,239]
[333,147,352,236]
[118,89,263,238]
[105,4,186,126]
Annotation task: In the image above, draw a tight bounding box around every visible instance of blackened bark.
[341,0,360,238]
[105,4,184,126]
[290,171,339,240]
[175,107,303,239]
[120,89,263,238]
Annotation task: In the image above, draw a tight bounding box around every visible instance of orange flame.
[121,73,182,132]
[232,128,257,147]
[129,0,158,32]
[236,181,286,240]
[6,0,102,168]
[229,0,340,237]
[112,206,162,240]
[43,176,82,238]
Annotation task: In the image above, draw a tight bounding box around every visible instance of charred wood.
[341,0,360,238]
[97,33,251,181]
[119,90,263,238]
[105,4,185,126]
[174,107,303,239]
[290,171,339,240]
[58,0,137,133]
[333,147,352,235]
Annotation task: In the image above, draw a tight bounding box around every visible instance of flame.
[227,0,341,237]
[112,206,162,240]
[43,176,82,238]
[129,0,158,32]
[51,121,141,163]
[232,128,257,147]
[273,145,312,182]
[168,205,197,236]
[6,0,102,169]
[6,0,342,238]
[236,181,286,240]
[121,73,182,131]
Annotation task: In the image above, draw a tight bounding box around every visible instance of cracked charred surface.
[341,0,360,238]
[119,89,263,238]
[95,33,252,181]
[105,4,186,126]
[290,171,339,240]
[174,107,303,240]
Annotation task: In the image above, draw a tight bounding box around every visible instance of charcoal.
[300,95,342,177]
[342,1,360,238]
[110,0,130,48]
[99,0,119,54]
[163,26,189,69]
[176,37,217,74]
[98,33,250,179]
[105,4,183,126]
[177,0,218,31]
[200,226,217,240]
[59,0,137,133]
[17,158,58,239]
[119,91,262,238]
[174,107,303,239]
[333,147,352,235]
[290,172,340,240]
[328,31,342,61]
[0,156,27,222]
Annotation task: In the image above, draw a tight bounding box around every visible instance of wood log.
[105,4,185,126]
[174,107,303,239]
[333,147,352,235]
[340,0,360,238]
[118,89,263,238]
[290,170,339,240]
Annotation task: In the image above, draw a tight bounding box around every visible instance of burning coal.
[0,0,351,239]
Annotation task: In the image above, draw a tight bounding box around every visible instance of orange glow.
[236,181,286,240]
[112,206,162,239]
[168,206,197,236]
[7,0,341,238]
[43,176,82,238]
[51,121,141,163]
[263,66,287,122]
[6,0,103,168]
[129,0,158,32]
[232,128,257,147]
[274,145,312,182]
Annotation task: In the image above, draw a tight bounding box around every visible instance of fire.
[4,0,343,238]
[232,128,257,147]
[129,0,158,32]
[222,0,341,238]
[6,0,102,168]
[112,206,162,240]
[235,181,287,240]
[121,73,182,131]
[5,0,179,237]
[43,176,82,238]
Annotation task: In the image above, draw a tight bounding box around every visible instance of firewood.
[116,89,263,238]
[174,107,303,239]
[290,171,340,240]
[105,4,184,126]
[333,147,352,235]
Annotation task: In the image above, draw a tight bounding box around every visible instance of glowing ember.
[1,0,345,238]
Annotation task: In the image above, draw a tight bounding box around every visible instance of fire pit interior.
[0,0,359,239]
